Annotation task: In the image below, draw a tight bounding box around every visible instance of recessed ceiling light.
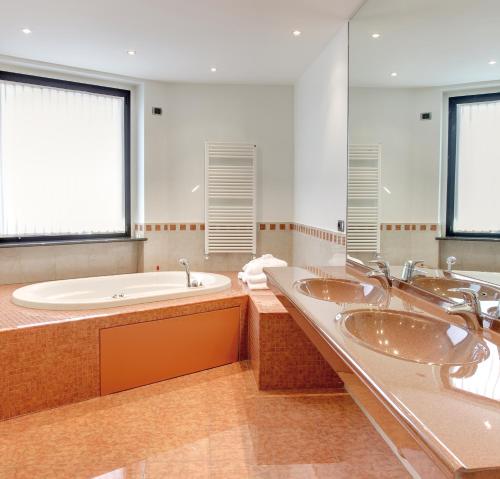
[21,28,31,34]
[210,67,217,72]
[292,30,302,37]
[371,33,381,39]
[489,60,497,65]
[127,50,136,56]
[391,72,398,77]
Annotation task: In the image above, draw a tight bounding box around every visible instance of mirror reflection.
[347,0,500,297]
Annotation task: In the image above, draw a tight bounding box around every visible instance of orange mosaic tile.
[0,362,410,479]
[248,291,344,390]
[0,274,249,420]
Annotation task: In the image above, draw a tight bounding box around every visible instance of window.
[0,71,130,243]
[447,92,500,237]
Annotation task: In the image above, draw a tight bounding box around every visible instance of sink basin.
[411,277,500,302]
[295,278,385,304]
[340,310,489,365]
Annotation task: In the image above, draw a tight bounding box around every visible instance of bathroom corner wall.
[292,23,349,265]
[140,81,295,270]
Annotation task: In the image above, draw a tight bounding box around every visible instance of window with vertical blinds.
[0,71,130,243]
[447,93,500,237]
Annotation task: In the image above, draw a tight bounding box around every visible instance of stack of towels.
[238,254,288,290]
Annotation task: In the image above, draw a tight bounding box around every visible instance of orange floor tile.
[0,362,409,478]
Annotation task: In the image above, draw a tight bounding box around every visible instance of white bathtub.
[12,271,232,311]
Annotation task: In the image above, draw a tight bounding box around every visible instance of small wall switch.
[337,220,345,232]
[152,107,162,116]
[420,112,432,120]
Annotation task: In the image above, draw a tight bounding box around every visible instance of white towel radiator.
[204,142,257,255]
[347,144,381,253]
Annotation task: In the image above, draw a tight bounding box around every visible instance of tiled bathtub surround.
[139,222,297,273]
[0,221,346,286]
[292,223,346,267]
[439,239,500,272]
[0,240,141,285]
[350,223,439,268]
[0,274,249,420]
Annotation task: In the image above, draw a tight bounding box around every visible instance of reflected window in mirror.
[447,92,500,238]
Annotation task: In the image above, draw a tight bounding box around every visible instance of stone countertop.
[265,265,500,477]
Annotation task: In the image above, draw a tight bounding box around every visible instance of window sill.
[436,236,500,242]
[0,237,147,249]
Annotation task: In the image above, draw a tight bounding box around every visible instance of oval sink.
[411,277,500,302]
[340,310,489,365]
[294,278,385,304]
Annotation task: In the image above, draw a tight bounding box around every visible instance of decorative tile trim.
[135,222,295,233]
[134,222,346,246]
[293,222,346,246]
[135,223,206,232]
[380,223,439,232]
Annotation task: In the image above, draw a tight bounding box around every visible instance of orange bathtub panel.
[100,307,240,395]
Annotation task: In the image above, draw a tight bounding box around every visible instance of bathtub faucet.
[179,258,192,287]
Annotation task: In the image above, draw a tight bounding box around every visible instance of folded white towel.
[239,254,287,287]
[247,281,269,290]
[246,272,267,284]
[245,256,287,276]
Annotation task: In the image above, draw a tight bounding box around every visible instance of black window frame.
[446,91,500,239]
[0,70,131,244]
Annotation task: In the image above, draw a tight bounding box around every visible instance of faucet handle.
[368,259,390,274]
[367,270,391,289]
[179,257,189,266]
[404,259,425,267]
[448,287,481,312]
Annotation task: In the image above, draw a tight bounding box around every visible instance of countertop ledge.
[265,265,500,477]
[0,237,147,248]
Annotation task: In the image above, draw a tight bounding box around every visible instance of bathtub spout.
[178,258,191,287]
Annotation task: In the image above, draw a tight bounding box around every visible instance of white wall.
[349,87,442,223]
[142,82,294,223]
[294,23,349,232]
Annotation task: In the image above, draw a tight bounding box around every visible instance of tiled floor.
[0,362,409,478]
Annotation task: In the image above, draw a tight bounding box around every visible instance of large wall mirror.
[347,0,500,294]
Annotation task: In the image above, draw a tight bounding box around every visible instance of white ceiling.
[0,0,364,84]
[350,0,500,88]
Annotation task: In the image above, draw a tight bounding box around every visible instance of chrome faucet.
[446,288,484,330]
[178,258,192,287]
[401,260,425,282]
[446,256,457,272]
[367,259,392,289]
[178,258,202,288]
